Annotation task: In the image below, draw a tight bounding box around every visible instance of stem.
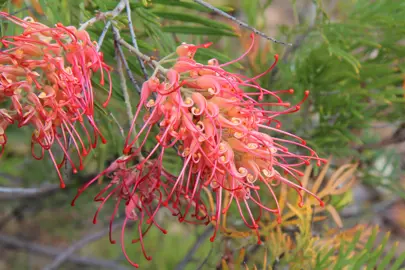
[118,38,168,74]
[193,0,291,46]
[112,26,142,94]
[79,0,125,31]
[109,112,125,138]
[125,0,149,80]
[96,20,111,51]
[115,46,138,147]
[175,226,214,270]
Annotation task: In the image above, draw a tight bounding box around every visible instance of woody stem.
[117,37,168,74]
[78,0,125,31]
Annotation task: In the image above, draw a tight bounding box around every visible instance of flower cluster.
[73,34,326,267]
[125,34,326,240]
[0,13,111,187]
[72,155,209,267]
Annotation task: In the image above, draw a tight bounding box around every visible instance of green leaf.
[328,45,361,74]
[368,74,404,89]
[391,251,405,270]
[240,0,260,25]
[377,242,398,270]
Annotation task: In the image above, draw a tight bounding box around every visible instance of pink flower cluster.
[72,156,209,267]
[73,34,326,267]
[0,13,111,187]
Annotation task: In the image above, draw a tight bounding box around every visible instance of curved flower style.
[74,35,326,267]
[0,12,112,187]
[72,157,165,268]
[124,34,327,244]
[72,155,209,268]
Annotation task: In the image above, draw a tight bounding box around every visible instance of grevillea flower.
[0,13,112,187]
[123,34,327,244]
[72,155,209,268]
[74,35,326,268]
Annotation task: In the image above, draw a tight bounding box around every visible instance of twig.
[112,26,142,94]
[43,220,125,270]
[353,122,405,151]
[124,0,148,80]
[175,225,213,270]
[0,184,60,201]
[78,0,125,31]
[0,234,128,270]
[117,38,167,73]
[10,7,29,15]
[97,20,112,51]
[115,44,138,143]
[196,245,214,270]
[109,112,125,138]
[192,0,291,46]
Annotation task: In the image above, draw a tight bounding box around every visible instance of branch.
[43,220,125,270]
[78,0,125,31]
[112,26,142,94]
[124,0,148,80]
[115,42,138,143]
[359,122,405,150]
[0,234,129,270]
[0,184,61,201]
[175,225,213,270]
[97,20,112,51]
[109,112,125,138]
[196,244,214,270]
[117,37,167,74]
[10,7,29,15]
[193,0,291,46]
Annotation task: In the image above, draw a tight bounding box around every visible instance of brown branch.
[0,233,129,270]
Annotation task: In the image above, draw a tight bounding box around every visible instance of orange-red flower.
[72,154,209,268]
[124,34,326,243]
[74,35,326,267]
[0,12,112,187]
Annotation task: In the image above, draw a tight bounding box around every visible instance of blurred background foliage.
[1,0,405,269]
